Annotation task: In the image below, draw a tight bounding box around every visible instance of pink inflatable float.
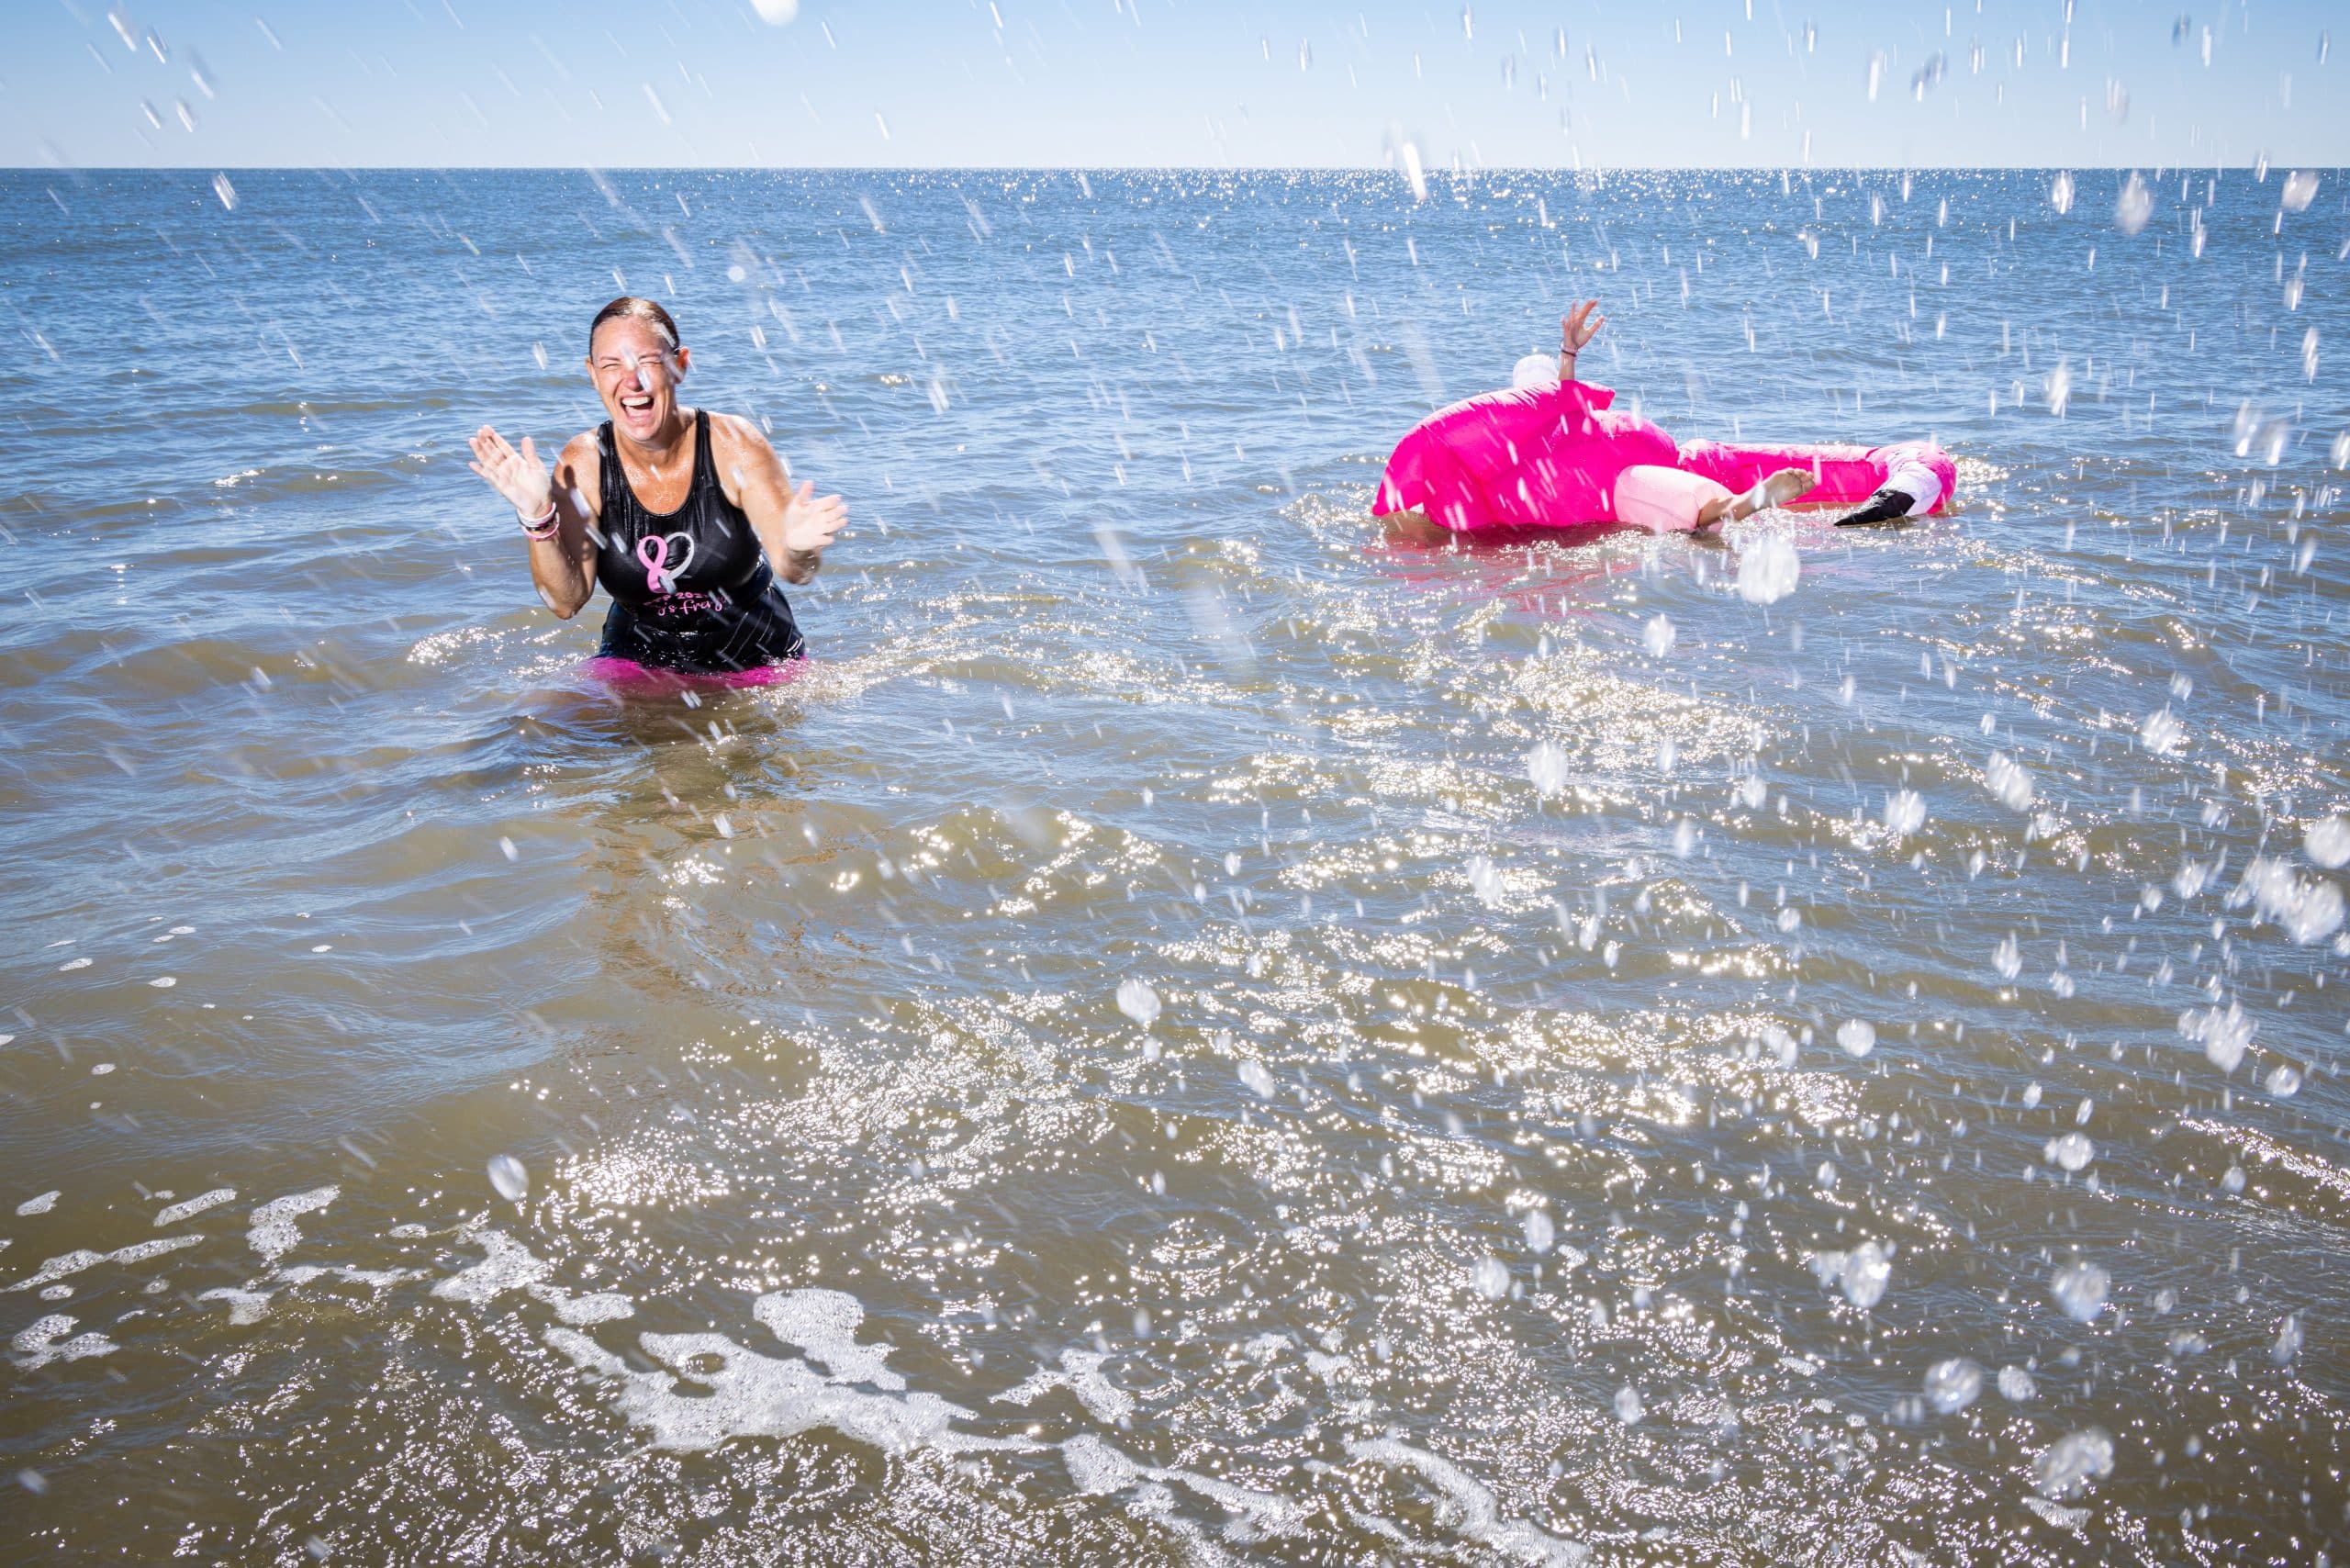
[1372,377,1956,535]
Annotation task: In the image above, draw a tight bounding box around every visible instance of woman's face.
[587,317,689,444]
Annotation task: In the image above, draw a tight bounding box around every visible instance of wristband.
[518,499,559,539]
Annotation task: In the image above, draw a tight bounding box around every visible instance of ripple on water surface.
[0,167,2345,1563]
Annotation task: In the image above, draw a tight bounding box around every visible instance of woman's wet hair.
[588,296,681,355]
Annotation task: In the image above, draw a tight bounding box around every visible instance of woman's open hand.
[780,480,847,558]
[1561,299,1606,356]
[468,426,553,518]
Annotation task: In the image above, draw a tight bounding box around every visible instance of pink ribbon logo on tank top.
[635,531,696,595]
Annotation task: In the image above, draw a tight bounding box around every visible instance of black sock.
[1833,487,1918,528]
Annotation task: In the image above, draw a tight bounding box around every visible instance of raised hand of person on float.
[1561,298,1606,354]
[780,479,847,560]
[468,426,554,520]
[1558,299,1606,381]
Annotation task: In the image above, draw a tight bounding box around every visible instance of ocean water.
[1,164,2345,1563]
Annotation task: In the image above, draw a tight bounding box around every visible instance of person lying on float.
[1373,298,1953,540]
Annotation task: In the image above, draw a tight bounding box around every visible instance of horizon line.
[11,161,2335,175]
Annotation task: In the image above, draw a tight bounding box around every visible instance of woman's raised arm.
[711,415,845,587]
[468,426,599,619]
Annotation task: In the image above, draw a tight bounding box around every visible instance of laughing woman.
[467,296,847,676]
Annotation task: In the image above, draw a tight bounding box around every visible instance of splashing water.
[5,166,2346,1564]
[2233,857,2346,945]
[2043,1132,2095,1172]
[1733,533,1800,605]
[1924,1358,1984,1415]
[1236,1058,1277,1100]
[2138,706,2188,755]
[1984,752,2036,812]
[1525,740,1570,798]
[1993,932,2022,980]
[2113,173,2154,235]
[487,1156,529,1203]
[1882,789,1926,836]
[2180,1000,2255,1072]
[1811,1239,1892,1310]
[1114,977,1161,1028]
[2043,359,2074,418]
[2049,1260,2111,1322]
[2034,1428,2116,1498]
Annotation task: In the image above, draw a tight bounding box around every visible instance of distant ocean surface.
[2,166,2346,1563]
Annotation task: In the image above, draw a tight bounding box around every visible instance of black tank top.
[590,409,803,671]
[594,409,767,611]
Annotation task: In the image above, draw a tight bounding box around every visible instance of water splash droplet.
[1883,789,1926,837]
[487,1156,529,1203]
[1115,978,1161,1028]
[2048,1260,2109,1322]
[2139,707,2188,754]
[1735,535,1799,605]
[2304,815,2350,869]
[1526,741,1570,799]
[1923,1357,1983,1414]
[2033,1428,2115,1497]
[2044,1132,2094,1171]
[2179,1001,2254,1072]
[1984,752,2035,812]
[2114,171,2154,233]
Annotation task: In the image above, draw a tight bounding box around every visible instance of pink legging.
[1677,439,1947,502]
[1616,439,1956,533]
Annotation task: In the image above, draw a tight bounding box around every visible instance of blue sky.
[8,0,2344,168]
